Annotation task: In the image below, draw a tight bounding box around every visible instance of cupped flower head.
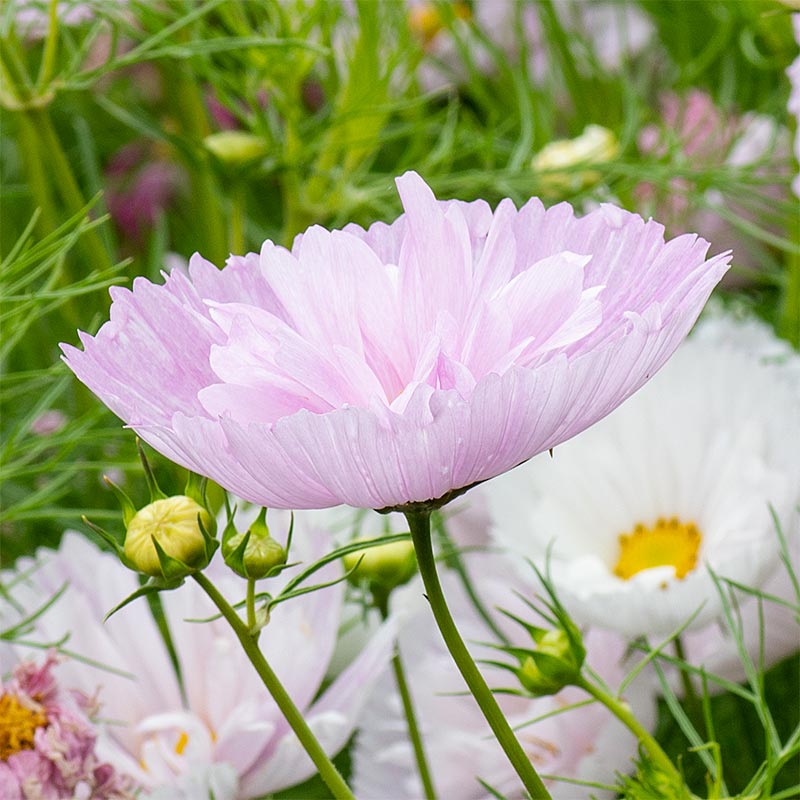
[353,553,656,799]
[486,315,800,640]
[63,171,729,511]
[2,528,394,799]
[0,652,137,800]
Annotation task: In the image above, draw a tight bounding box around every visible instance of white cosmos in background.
[353,552,656,799]
[485,315,800,648]
[1,522,394,800]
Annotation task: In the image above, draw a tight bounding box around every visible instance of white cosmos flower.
[1,524,394,800]
[486,315,800,640]
[352,553,655,799]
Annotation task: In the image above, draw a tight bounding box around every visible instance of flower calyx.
[221,506,289,580]
[483,568,586,697]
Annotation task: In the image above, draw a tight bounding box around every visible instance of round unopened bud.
[124,496,214,577]
[531,124,619,194]
[343,539,416,593]
[204,131,267,166]
[224,530,287,580]
[517,629,583,696]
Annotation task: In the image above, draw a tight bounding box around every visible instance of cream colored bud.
[531,125,619,193]
[124,496,213,577]
[204,131,267,166]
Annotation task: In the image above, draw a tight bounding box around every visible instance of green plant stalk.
[778,212,800,348]
[167,69,227,265]
[246,576,257,637]
[15,113,60,235]
[404,509,552,800]
[575,675,683,785]
[25,108,112,272]
[230,181,246,254]
[376,595,437,800]
[192,572,356,800]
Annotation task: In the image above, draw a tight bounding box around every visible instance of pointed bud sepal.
[123,495,218,579]
[342,537,417,598]
[492,606,586,697]
[620,753,693,800]
[222,507,288,580]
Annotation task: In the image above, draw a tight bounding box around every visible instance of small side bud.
[124,495,215,578]
[222,507,287,580]
[515,625,585,697]
[204,131,268,167]
[343,538,417,595]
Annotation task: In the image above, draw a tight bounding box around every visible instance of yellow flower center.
[408,2,471,46]
[0,692,48,760]
[613,517,701,581]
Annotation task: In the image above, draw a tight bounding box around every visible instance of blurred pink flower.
[63,171,729,510]
[0,653,136,800]
[30,410,67,436]
[104,141,185,244]
[637,90,791,279]
[353,553,655,798]
[2,529,394,799]
[788,15,800,198]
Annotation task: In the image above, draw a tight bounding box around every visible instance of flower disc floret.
[63,172,729,511]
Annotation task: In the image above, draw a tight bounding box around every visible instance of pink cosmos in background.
[63,171,729,510]
[0,653,135,800]
[637,90,791,280]
[2,529,394,799]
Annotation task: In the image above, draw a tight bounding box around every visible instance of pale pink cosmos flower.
[2,529,394,799]
[353,553,656,799]
[0,653,136,800]
[63,171,730,511]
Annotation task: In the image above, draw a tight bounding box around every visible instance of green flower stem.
[15,112,60,234]
[167,68,227,265]
[575,674,682,784]
[25,107,113,272]
[230,180,246,254]
[246,576,258,638]
[404,509,552,800]
[192,572,356,800]
[674,635,704,736]
[376,595,438,800]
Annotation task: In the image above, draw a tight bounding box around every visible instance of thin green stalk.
[575,674,682,785]
[377,595,438,800]
[167,69,227,264]
[192,572,356,800]
[35,0,59,93]
[404,509,552,800]
[230,181,246,254]
[25,108,112,272]
[246,577,257,638]
[15,113,60,234]
[674,635,705,737]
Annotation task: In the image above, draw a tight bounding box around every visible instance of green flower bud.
[515,626,585,697]
[222,507,287,580]
[343,538,416,593]
[204,131,268,166]
[124,495,215,578]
